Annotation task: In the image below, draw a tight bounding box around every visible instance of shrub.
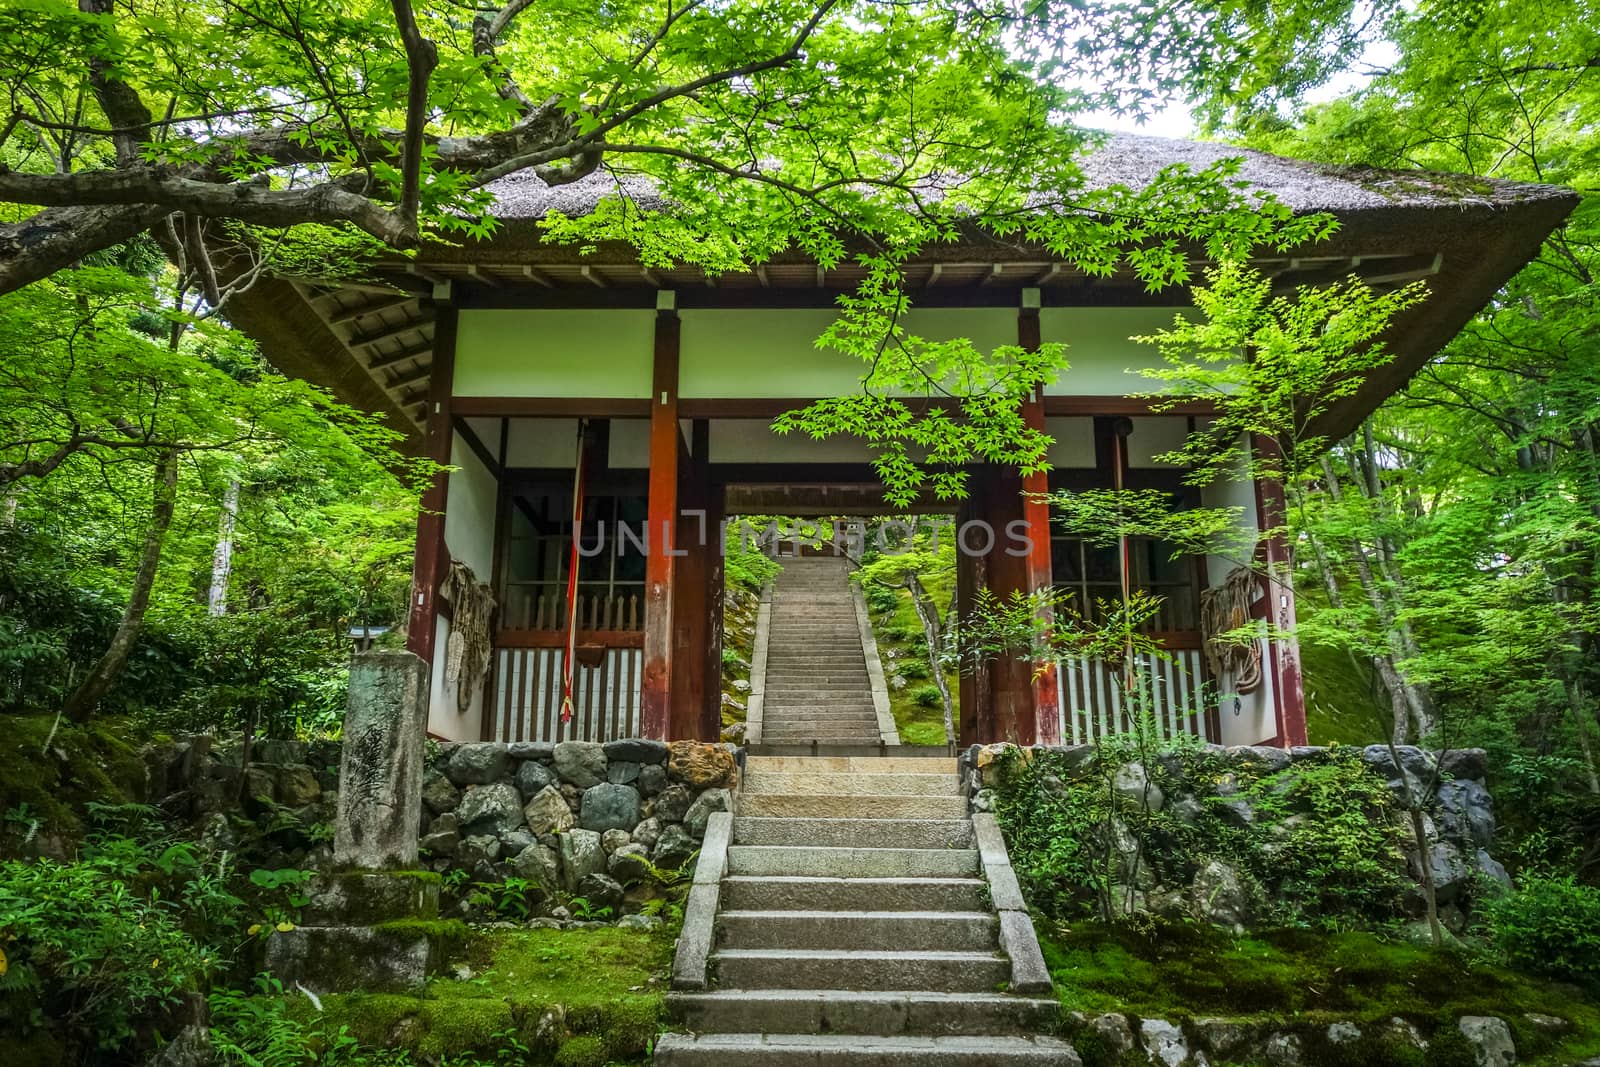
[0,857,217,1052]
[1483,873,1600,987]
[910,684,943,709]
[898,659,931,680]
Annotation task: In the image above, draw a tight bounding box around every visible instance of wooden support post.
[1251,434,1308,747]
[703,481,726,742]
[641,306,680,739]
[955,492,990,748]
[1019,302,1061,745]
[405,301,457,664]
[671,421,709,740]
[988,466,1037,747]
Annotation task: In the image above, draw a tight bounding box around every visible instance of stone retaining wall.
[962,742,1508,933]
[142,735,740,920]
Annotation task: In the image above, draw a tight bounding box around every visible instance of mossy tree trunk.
[65,448,180,723]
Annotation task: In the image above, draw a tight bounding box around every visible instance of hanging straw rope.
[1200,565,1262,694]
[439,558,496,713]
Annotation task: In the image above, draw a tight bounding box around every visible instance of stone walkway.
[657,755,1073,1065]
[757,556,889,746]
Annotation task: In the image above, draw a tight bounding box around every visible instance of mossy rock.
[0,714,146,856]
[555,1034,609,1067]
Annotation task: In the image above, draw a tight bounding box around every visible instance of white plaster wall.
[1198,442,1275,745]
[454,309,655,397]
[1038,307,1189,395]
[708,418,878,464]
[429,431,498,740]
[679,307,1019,398]
[1045,417,1095,467]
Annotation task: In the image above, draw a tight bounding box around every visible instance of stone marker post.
[334,650,429,868]
[267,650,443,994]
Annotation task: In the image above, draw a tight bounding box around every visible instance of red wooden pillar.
[1019,300,1061,745]
[957,467,1036,745]
[671,421,709,740]
[641,304,680,739]
[1251,433,1308,747]
[406,298,458,664]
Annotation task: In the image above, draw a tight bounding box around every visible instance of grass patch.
[315,924,673,1063]
[870,580,958,748]
[1043,921,1600,1064]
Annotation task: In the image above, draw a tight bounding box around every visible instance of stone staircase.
[759,556,887,746]
[658,755,1073,1066]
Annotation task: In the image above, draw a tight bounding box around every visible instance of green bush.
[0,857,218,1052]
[1483,873,1600,987]
[897,659,931,680]
[865,586,899,615]
[992,742,1409,928]
[910,683,943,708]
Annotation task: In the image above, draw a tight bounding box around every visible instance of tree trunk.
[64,448,180,723]
[208,478,240,615]
[907,575,957,745]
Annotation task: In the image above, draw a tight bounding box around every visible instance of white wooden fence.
[489,646,643,742]
[1056,648,1212,744]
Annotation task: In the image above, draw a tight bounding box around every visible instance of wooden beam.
[406,305,458,668]
[521,265,554,287]
[386,360,433,390]
[467,264,503,287]
[640,310,681,740]
[367,339,433,371]
[580,265,608,288]
[452,414,503,479]
[1019,306,1061,745]
[326,294,416,324]
[347,310,436,348]
[452,396,652,418]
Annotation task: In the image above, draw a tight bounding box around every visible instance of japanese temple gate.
[404,293,1306,749]
[214,139,1572,752]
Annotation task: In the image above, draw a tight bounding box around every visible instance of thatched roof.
[478,132,1572,221]
[226,134,1578,457]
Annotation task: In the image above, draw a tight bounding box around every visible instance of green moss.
[372,917,468,942]
[1042,922,1600,1065]
[305,924,673,1063]
[387,869,443,884]
[1299,632,1387,746]
[0,714,146,852]
[555,1035,608,1067]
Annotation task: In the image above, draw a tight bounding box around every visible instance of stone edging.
[746,582,773,745]
[971,812,1052,995]
[671,809,734,991]
[851,581,901,746]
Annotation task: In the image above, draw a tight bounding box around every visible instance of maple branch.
[390,0,440,234]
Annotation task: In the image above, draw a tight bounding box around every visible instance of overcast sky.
[1082,38,1398,139]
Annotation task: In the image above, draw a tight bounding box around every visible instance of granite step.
[736,793,968,819]
[732,816,973,849]
[716,909,997,952]
[654,1033,1078,1066]
[709,948,1010,992]
[720,875,988,912]
[726,844,980,879]
[666,990,1061,1037]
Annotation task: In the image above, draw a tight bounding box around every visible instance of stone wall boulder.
[553,741,607,788]
[579,783,642,833]
[667,741,737,789]
[446,743,511,786]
